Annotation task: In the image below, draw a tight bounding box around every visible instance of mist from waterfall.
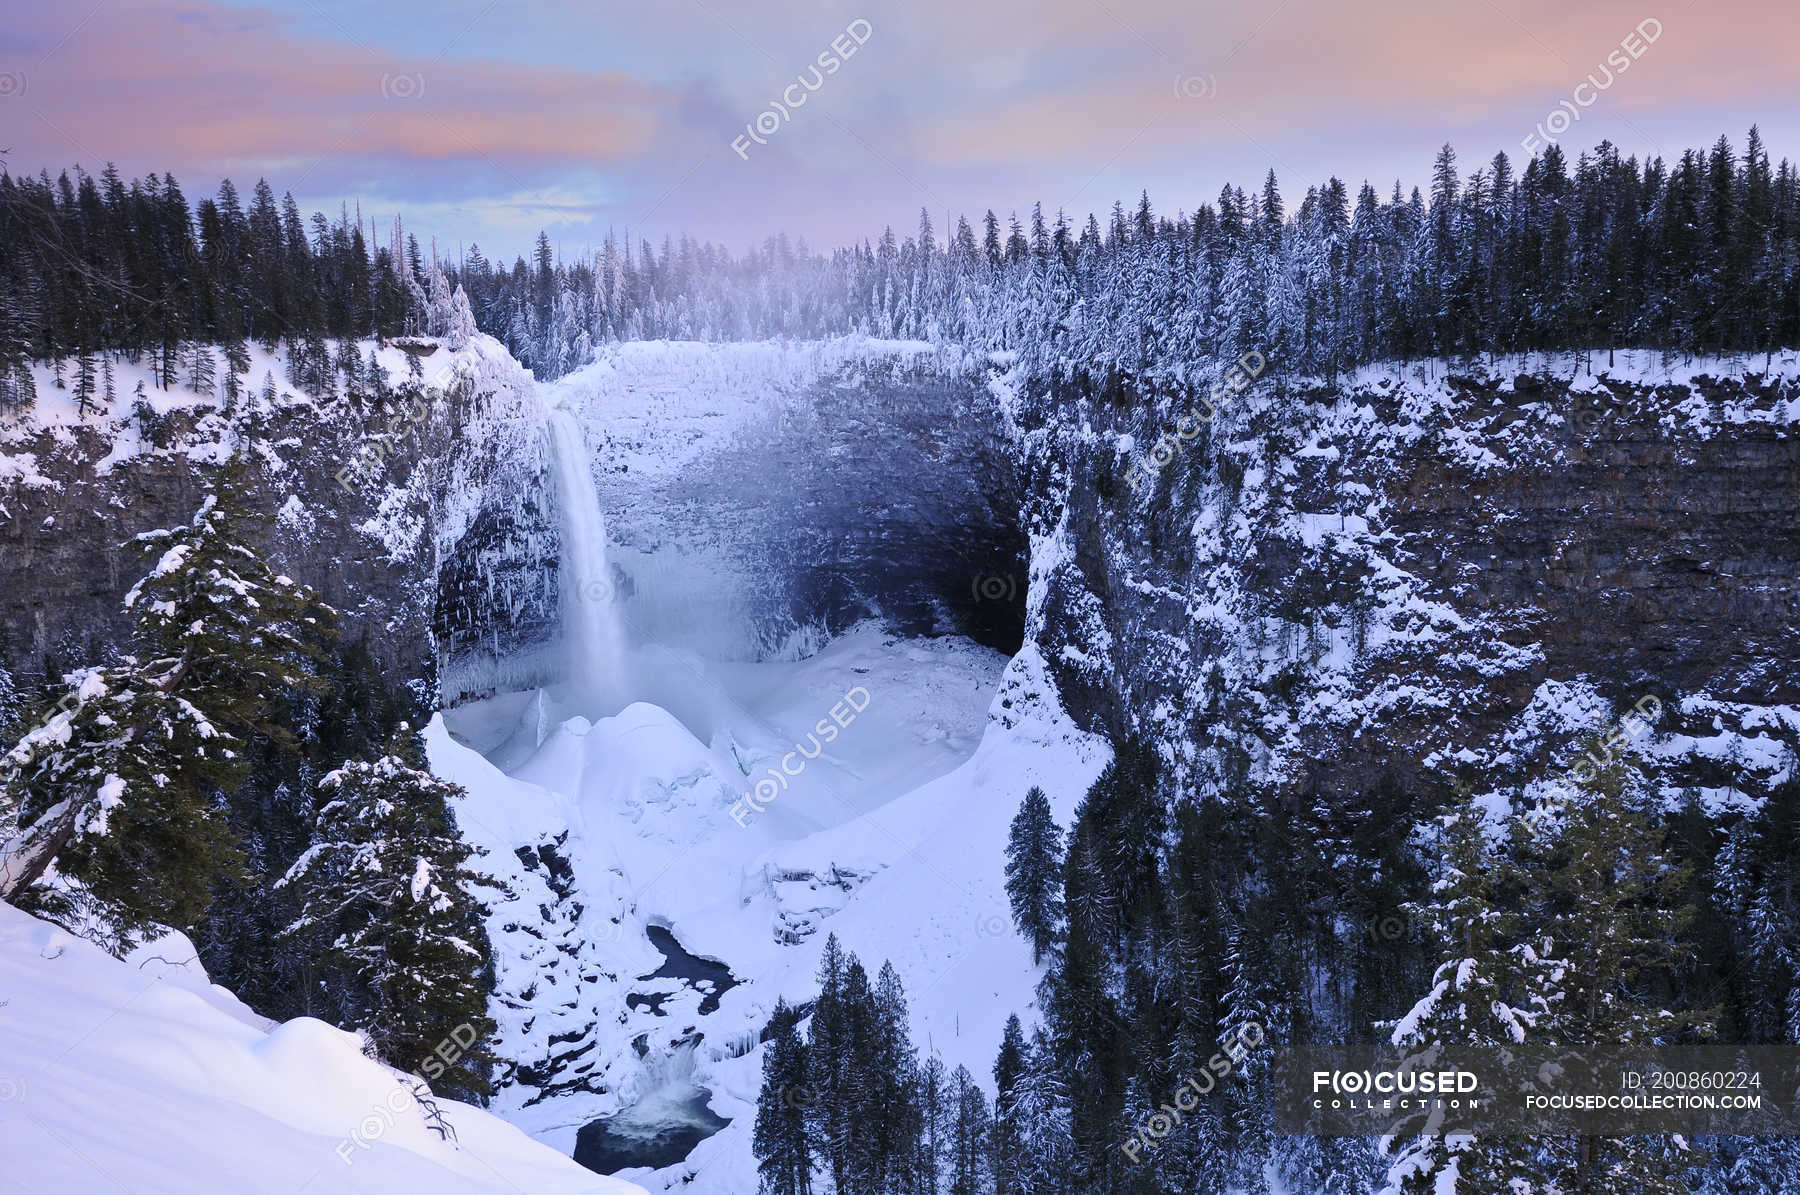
[544,406,628,712]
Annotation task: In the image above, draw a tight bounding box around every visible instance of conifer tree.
[221,335,250,408]
[946,1064,991,1195]
[277,724,497,1100]
[1529,751,1710,1193]
[185,341,217,396]
[0,661,235,936]
[869,960,924,1190]
[1716,776,1800,1043]
[73,350,98,420]
[807,933,855,1189]
[1378,786,1563,1195]
[919,1053,947,1193]
[122,454,333,754]
[1005,785,1063,963]
[0,457,332,934]
[1004,1028,1075,1195]
[754,998,813,1195]
[991,1013,1027,1194]
[0,662,18,747]
[838,955,881,1191]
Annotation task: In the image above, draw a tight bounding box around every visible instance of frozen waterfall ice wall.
[543,406,627,710]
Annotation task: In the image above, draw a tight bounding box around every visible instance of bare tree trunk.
[0,796,78,900]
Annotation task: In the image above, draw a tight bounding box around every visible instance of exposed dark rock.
[1006,358,1800,810]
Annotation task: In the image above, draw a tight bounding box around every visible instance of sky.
[3,0,1798,262]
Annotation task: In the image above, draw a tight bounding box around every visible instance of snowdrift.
[0,900,644,1195]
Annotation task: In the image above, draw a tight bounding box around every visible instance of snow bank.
[0,900,643,1195]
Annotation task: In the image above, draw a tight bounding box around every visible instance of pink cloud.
[4,0,672,178]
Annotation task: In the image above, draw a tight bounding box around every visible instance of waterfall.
[543,407,626,710]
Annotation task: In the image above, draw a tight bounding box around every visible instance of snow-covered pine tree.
[277,724,497,1100]
[1003,1027,1075,1195]
[302,330,334,399]
[446,284,478,350]
[866,959,924,1192]
[991,1013,1027,1194]
[73,350,99,420]
[334,336,362,402]
[1378,785,1562,1195]
[838,955,882,1191]
[1219,915,1280,1193]
[1004,785,1063,963]
[1716,775,1800,1043]
[0,661,19,746]
[365,349,391,410]
[185,341,217,397]
[424,261,456,338]
[1529,750,1710,1193]
[221,336,249,408]
[946,1063,991,1195]
[918,1052,947,1193]
[753,997,813,1195]
[806,933,854,1189]
[122,454,334,755]
[0,456,333,935]
[0,661,236,939]
[0,357,37,415]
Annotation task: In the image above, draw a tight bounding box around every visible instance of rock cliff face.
[0,337,555,710]
[542,340,1028,663]
[0,397,428,686]
[1002,351,1800,812]
[5,341,1794,814]
[0,337,1030,716]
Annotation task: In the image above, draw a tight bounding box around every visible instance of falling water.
[543,407,626,709]
[573,1039,731,1174]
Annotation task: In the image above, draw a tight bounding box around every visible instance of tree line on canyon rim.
[4,128,1800,410]
[751,750,1800,1195]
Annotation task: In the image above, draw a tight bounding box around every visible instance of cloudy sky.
[4,0,1796,260]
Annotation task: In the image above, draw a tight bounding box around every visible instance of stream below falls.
[574,925,739,1174]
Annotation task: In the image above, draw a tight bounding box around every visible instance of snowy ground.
[0,901,645,1195]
